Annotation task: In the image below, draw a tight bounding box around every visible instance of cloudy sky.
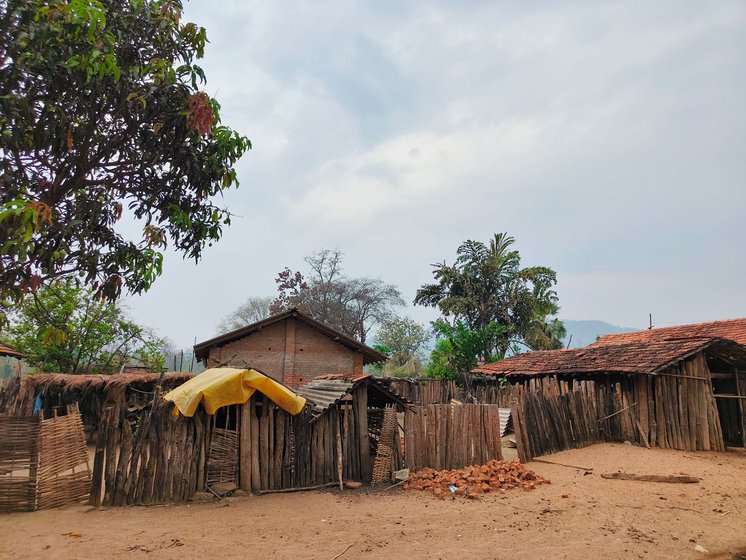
[126,1,746,349]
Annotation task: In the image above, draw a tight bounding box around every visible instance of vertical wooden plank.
[511,401,528,463]
[250,399,260,492]
[103,401,121,506]
[260,398,270,490]
[267,403,275,489]
[90,407,110,506]
[112,420,133,506]
[357,385,370,482]
[274,411,285,489]
[239,400,251,492]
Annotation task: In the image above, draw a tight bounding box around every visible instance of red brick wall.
[208,317,363,387]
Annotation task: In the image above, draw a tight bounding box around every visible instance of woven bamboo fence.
[0,408,91,512]
[37,410,91,509]
[0,416,38,512]
[403,404,504,471]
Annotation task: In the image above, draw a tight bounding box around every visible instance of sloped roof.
[17,372,192,392]
[472,338,746,377]
[593,318,746,347]
[194,308,388,364]
[296,374,411,418]
[0,341,24,359]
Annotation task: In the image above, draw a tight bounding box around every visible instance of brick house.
[193,309,388,387]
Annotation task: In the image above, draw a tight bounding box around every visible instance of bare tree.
[216,295,273,334]
[271,249,404,343]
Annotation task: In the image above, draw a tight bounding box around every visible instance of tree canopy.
[216,295,273,334]
[271,249,404,343]
[369,315,430,377]
[7,279,165,373]
[0,0,251,328]
[415,233,565,363]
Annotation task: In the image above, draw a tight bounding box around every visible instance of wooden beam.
[239,400,251,492]
[601,473,700,483]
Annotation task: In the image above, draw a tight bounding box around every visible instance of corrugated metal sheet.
[498,408,512,437]
[296,379,355,416]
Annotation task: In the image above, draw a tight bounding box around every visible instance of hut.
[0,372,193,442]
[592,317,746,346]
[473,337,746,451]
[0,340,24,360]
[0,340,25,388]
[193,308,388,387]
[0,367,410,507]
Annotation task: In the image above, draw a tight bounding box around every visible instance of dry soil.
[1,443,745,560]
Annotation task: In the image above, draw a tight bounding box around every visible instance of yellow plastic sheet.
[164,367,306,417]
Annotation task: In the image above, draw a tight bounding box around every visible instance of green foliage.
[423,338,457,380]
[414,233,564,358]
[374,316,430,368]
[7,280,165,373]
[423,320,506,382]
[0,0,251,328]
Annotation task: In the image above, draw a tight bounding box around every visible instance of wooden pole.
[337,425,343,492]
[239,400,251,492]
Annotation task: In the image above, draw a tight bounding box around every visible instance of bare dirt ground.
[1,443,744,560]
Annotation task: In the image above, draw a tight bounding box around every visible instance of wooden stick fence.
[403,404,504,471]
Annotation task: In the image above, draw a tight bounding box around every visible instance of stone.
[211,482,237,496]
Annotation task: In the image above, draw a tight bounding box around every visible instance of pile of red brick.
[403,459,549,500]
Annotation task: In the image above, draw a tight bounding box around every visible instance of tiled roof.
[593,318,746,347]
[472,338,735,377]
[0,341,24,358]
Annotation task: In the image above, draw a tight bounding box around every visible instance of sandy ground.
[1,443,745,560]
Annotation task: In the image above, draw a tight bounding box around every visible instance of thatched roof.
[17,372,193,392]
[0,340,24,358]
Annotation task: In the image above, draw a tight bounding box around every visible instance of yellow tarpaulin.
[164,367,306,417]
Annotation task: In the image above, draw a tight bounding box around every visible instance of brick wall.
[208,317,364,387]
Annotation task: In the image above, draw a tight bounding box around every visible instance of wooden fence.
[91,386,402,505]
[0,409,91,512]
[0,416,37,512]
[511,390,604,462]
[403,404,504,471]
[386,378,520,406]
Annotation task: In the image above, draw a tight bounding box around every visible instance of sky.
[125,0,746,349]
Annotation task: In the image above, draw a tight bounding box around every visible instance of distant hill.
[561,320,640,348]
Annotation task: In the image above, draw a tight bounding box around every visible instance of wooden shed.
[2,368,409,506]
[194,309,388,387]
[473,337,746,451]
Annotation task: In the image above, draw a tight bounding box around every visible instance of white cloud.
[125,0,746,347]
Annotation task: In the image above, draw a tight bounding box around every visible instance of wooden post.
[250,399,260,492]
[239,399,251,492]
[736,368,746,449]
[511,401,529,463]
[356,385,371,482]
[336,422,343,492]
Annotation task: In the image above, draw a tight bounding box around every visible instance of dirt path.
[1,444,744,560]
